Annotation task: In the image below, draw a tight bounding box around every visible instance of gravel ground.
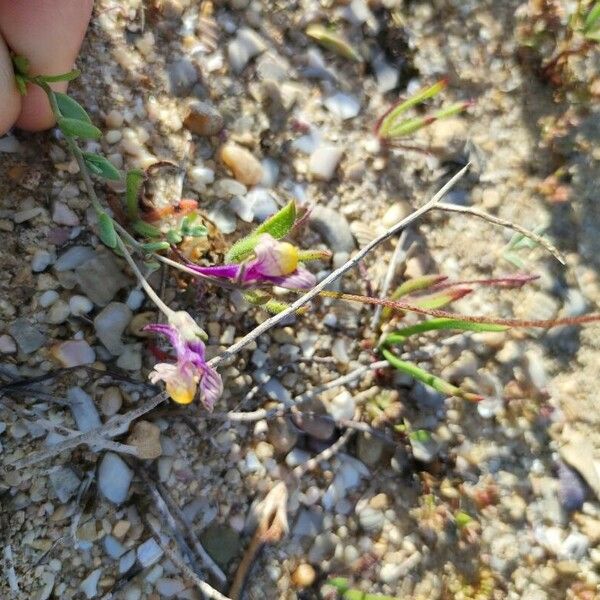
[1,1,600,599]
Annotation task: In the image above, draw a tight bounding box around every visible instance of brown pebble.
[219,142,263,186]
[126,421,162,460]
[291,563,316,588]
[183,100,224,136]
[112,520,131,539]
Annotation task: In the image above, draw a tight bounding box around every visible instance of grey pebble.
[68,387,101,433]
[98,452,133,504]
[9,318,46,354]
[74,253,130,306]
[49,466,81,503]
[94,302,132,355]
[309,206,355,253]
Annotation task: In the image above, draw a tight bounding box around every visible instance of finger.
[0,35,21,135]
[0,0,93,131]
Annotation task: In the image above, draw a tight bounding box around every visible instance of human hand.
[0,0,93,135]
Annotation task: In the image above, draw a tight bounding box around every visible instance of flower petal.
[268,266,316,289]
[199,364,223,410]
[187,264,241,279]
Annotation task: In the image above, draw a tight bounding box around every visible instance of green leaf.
[392,275,446,299]
[410,429,431,442]
[305,24,363,62]
[97,212,118,248]
[455,511,473,528]
[584,1,600,32]
[327,578,350,593]
[14,74,27,96]
[125,169,144,220]
[185,225,208,238]
[584,29,600,40]
[11,54,29,76]
[83,152,121,181]
[132,219,161,238]
[166,229,183,244]
[58,117,102,140]
[141,241,171,252]
[226,200,297,262]
[55,93,91,123]
[39,69,81,83]
[383,318,507,346]
[377,80,447,138]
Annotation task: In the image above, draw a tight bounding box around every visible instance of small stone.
[358,505,385,533]
[410,433,441,463]
[105,110,124,129]
[80,568,102,599]
[155,578,185,598]
[98,452,133,504]
[0,334,16,354]
[168,57,198,96]
[39,290,59,308]
[104,535,126,560]
[100,387,123,417]
[119,550,136,574]
[228,27,267,73]
[126,289,145,311]
[74,252,130,306]
[68,387,102,432]
[183,100,224,136]
[46,300,70,324]
[357,432,385,466]
[51,340,95,367]
[13,206,44,223]
[32,250,54,272]
[220,143,263,186]
[372,52,398,93]
[267,417,299,454]
[52,201,79,226]
[324,93,361,120]
[291,563,316,588]
[310,206,355,253]
[94,302,132,355]
[69,294,94,316]
[137,538,164,568]
[199,524,240,569]
[9,318,46,354]
[54,246,96,272]
[126,421,162,460]
[49,466,81,503]
[309,145,343,181]
[116,344,142,371]
[113,520,131,539]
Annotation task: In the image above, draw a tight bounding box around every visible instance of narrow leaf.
[455,511,473,528]
[97,212,118,248]
[58,117,101,140]
[404,287,472,310]
[11,54,29,76]
[132,219,161,238]
[14,74,27,96]
[83,152,121,181]
[166,230,183,244]
[384,318,507,346]
[142,241,171,252]
[377,79,447,137]
[392,275,447,299]
[55,93,91,123]
[382,348,481,401]
[226,200,297,263]
[305,24,363,62]
[39,69,80,83]
[185,225,208,237]
[125,169,144,220]
[584,2,600,31]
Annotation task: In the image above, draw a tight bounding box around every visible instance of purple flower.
[145,311,222,409]
[189,233,316,289]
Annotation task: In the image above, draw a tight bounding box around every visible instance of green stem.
[31,75,172,320]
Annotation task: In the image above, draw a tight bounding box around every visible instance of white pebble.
[39,290,59,308]
[126,289,145,310]
[137,538,164,568]
[105,130,122,144]
[324,93,361,120]
[31,250,54,272]
[0,335,16,354]
[69,295,93,316]
[80,568,102,599]
[52,201,80,226]
[309,145,343,181]
[68,387,101,432]
[46,300,70,324]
